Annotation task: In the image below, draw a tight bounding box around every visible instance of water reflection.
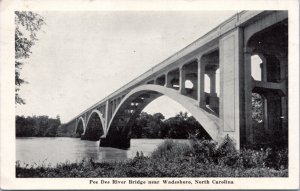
[99,147,128,162]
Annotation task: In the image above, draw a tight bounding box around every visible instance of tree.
[131,111,210,139]
[56,115,61,124]
[163,112,210,139]
[16,115,61,137]
[15,11,45,104]
[153,113,165,121]
[175,111,189,121]
[131,112,165,138]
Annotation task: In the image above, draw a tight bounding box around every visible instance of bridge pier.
[99,137,130,149]
[80,134,87,140]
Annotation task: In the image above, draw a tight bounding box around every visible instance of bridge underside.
[69,11,288,150]
[242,19,288,147]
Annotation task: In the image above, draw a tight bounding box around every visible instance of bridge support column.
[243,47,253,146]
[104,100,111,134]
[208,70,219,113]
[219,28,243,148]
[197,57,205,108]
[111,100,115,116]
[278,56,288,145]
[209,70,216,95]
[179,66,186,94]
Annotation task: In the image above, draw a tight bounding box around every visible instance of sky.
[16,11,237,123]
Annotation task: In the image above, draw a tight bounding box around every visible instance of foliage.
[15,11,45,104]
[131,111,209,139]
[56,123,76,137]
[151,139,192,160]
[16,115,61,137]
[189,137,217,164]
[131,112,165,138]
[215,135,239,166]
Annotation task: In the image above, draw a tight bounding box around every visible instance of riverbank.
[16,138,288,177]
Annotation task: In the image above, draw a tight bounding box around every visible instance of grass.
[16,137,288,177]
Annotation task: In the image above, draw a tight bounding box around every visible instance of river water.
[16,137,187,166]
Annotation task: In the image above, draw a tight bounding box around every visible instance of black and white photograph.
[0,0,299,190]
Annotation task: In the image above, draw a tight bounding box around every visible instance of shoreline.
[16,139,288,178]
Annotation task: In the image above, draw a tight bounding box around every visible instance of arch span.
[103,84,225,148]
[86,109,105,132]
[82,109,105,141]
[75,117,85,135]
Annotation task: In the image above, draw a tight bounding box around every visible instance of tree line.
[16,115,61,137]
[16,112,210,139]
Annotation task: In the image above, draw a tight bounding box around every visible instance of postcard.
[0,0,299,190]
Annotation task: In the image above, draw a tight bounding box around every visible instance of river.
[16,137,187,166]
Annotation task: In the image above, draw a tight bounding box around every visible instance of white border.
[0,0,299,189]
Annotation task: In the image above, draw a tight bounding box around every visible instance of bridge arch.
[83,109,105,141]
[75,117,85,137]
[106,84,225,144]
[86,109,105,130]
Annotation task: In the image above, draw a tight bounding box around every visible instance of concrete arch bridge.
[67,11,288,149]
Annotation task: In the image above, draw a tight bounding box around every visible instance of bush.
[189,137,217,164]
[239,149,267,168]
[263,148,288,170]
[239,147,288,170]
[151,139,176,159]
[151,139,192,160]
[216,135,239,166]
